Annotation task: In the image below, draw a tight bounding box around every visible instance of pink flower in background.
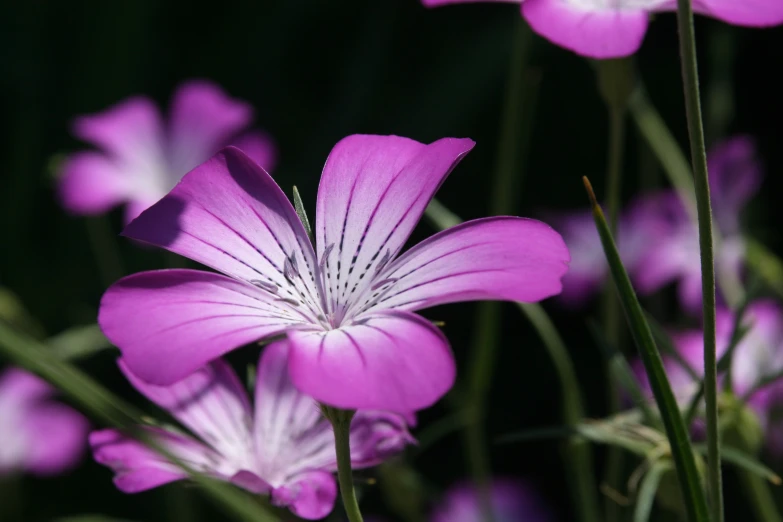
[422,0,783,58]
[549,203,663,306]
[636,301,783,448]
[631,137,760,313]
[0,368,89,476]
[58,80,276,223]
[430,479,552,522]
[98,135,569,412]
[91,342,414,520]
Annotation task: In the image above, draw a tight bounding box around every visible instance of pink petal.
[122,147,319,304]
[0,368,53,405]
[693,0,783,26]
[119,359,253,465]
[23,403,89,476]
[73,97,165,162]
[166,80,254,175]
[522,0,649,58]
[707,136,762,234]
[432,479,553,522]
[57,152,133,215]
[315,135,474,314]
[252,342,413,479]
[231,131,278,173]
[287,310,456,412]
[271,470,337,520]
[90,427,219,493]
[99,269,304,385]
[366,217,569,313]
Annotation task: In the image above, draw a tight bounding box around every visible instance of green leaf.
[634,461,672,522]
[746,239,783,300]
[47,324,111,360]
[587,320,657,424]
[693,444,781,485]
[292,186,312,241]
[0,320,280,522]
[583,177,710,522]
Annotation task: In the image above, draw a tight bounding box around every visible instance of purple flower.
[98,135,570,412]
[549,203,664,306]
[636,301,783,447]
[58,80,276,223]
[631,137,761,313]
[0,368,89,476]
[422,0,783,59]
[430,479,552,522]
[90,342,414,520]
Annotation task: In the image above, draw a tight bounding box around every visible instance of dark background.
[1,1,783,521]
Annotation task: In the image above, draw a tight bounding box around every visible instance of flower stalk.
[674,0,723,519]
[325,406,364,522]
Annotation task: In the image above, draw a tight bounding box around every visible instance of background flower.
[91,342,414,520]
[0,368,89,477]
[422,0,783,58]
[57,79,276,223]
[430,478,552,522]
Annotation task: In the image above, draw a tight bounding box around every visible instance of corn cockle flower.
[631,137,760,313]
[58,80,276,223]
[98,135,570,412]
[422,0,783,59]
[549,203,663,306]
[90,343,414,520]
[430,479,552,522]
[0,368,89,476]
[636,301,783,449]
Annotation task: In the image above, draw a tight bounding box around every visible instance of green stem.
[326,407,364,522]
[598,61,629,522]
[740,469,783,522]
[674,1,723,520]
[518,303,599,522]
[464,20,534,522]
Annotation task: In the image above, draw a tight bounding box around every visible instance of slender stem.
[599,63,629,522]
[674,2,722,520]
[464,19,533,522]
[740,468,783,522]
[326,407,364,522]
[518,303,599,522]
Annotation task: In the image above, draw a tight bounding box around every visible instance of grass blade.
[634,461,671,522]
[583,177,710,522]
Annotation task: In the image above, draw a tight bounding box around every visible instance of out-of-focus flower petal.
[57,152,133,215]
[90,427,221,493]
[23,403,89,476]
[271,470,337,520]
[695,0,783,26]
[431,478,553,522]
[167,80,254,175]
[231,131,278,173]
[707,136,762,234]
[119,358,253,466]
[522,0,649,58]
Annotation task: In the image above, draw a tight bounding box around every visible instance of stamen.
[275,296,301,307]
[283,253,300,282]
[371,277,398,291]
[374,249,392,274]
[250,280,278,294]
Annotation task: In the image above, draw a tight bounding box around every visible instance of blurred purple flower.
[90,342,414,520]
[631,137,761,313]
[58,79,276,223]
[549,203,663,307]
[98,135,570,412]
[0,368,89,477]
[422,0,783,59]
[430,479,552,522]
[635,301,783,448]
